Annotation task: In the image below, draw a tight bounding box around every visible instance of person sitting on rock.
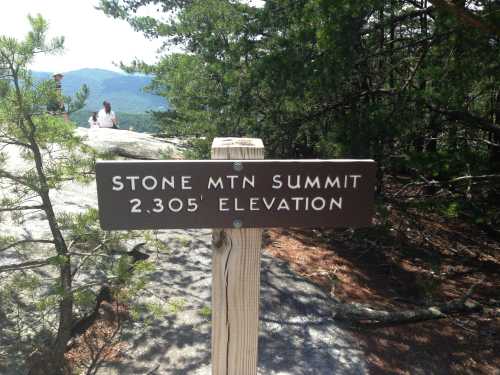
[98,101,119,129]
[88,111,100,128]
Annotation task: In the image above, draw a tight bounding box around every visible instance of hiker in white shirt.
[97,101,118,128]
[88,111,100,128]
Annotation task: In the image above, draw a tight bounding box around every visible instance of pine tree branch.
[428,105,500,137]
[0,205,44,212]
[0,169,39,191]
[0,139,31,148]
[394,174,500,196]
[430,0,500,37]
[71,242,106,280]
[0,258,52,273]
[448,174,500,184]
[0,239,54,253]
[362,7,436,36]
[71,277,120,294]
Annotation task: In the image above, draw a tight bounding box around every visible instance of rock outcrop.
[76,127,185,160]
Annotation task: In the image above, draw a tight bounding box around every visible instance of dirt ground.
[264,193,500,375]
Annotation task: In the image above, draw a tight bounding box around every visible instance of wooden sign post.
[95,137,376,375]
[211,138,264,375]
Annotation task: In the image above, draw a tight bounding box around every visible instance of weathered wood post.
[211,137,265,375]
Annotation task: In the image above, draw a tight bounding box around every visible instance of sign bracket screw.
[233,162,243,172]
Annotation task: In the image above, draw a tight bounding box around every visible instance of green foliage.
[100,0,500,156]
[183,138,211,160]
[133,259,156,274]
[101,0,500,226]
[11,273,42,291]
[146,301,168,318]
[0,16,158,372]
[58,208,103,244]
[114,258,156,304]
[114,255,134,284]
[199,305,211,318]
[47,255,70,267]
[167,297,186,314]
[73,289,96,312]
[35,295,59,313]
[444,202,460,219]
[128,295,186,324]
[142,230,170,253]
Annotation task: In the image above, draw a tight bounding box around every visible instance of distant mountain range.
[33,68,167,114]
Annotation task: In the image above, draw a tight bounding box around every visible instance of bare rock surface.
[96,231,367,375]
[76,127,185,159]
[0,128,366,374]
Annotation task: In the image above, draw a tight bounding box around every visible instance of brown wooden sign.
[95,160,376,230]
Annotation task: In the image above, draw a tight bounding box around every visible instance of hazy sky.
[0,0,163,73]
[0,0,265,74]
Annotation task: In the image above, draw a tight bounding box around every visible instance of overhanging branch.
[0,239,54,253]
[428,105,500,137]
[0,258,52,273]
[0,169,40,191]
[394,174,500,196]
[333,277,484,324]
[333,298,482,324]
[430,0,500,37]
[0,204,44,212]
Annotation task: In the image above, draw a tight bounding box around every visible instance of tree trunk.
[490,91,500,167]
[12,70,73,373]
[28,127,73,374]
